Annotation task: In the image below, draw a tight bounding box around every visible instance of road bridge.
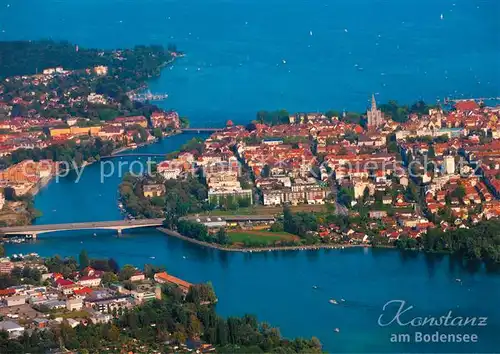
[0,218,165,238]
[180,128,222,133]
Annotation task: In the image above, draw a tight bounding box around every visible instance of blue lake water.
[2,0,500,351]
[1,0,499,125]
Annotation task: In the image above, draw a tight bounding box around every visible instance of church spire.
[371,94,377,111]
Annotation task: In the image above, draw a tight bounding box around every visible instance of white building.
[443,155,455,175]
[5,295,26,307]
[157,163,182,180]
[0,320,25,338]
[87,93,107,105]
[263,189,284,206]
[0,191,5,210]
[78,276,102,288]
[66,298,83,311]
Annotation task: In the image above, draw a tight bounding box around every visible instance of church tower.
[367,94,384,128]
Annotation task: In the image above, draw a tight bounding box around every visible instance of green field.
[195,204,327,217]
[228,230,299,245]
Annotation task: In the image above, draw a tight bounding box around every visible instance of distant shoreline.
[157,227,367,253]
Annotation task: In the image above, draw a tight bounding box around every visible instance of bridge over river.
[0,218,165,237]
[0,215,276,238]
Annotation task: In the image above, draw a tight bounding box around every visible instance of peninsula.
[119,99,500,267]
[0,40,186,226]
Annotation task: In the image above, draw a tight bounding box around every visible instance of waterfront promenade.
[157,228,362,253]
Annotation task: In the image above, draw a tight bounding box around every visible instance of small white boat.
[150,256,155,259]
[312,285,318,289]
[309,30,313,36]
[93,233,96,237]
[334,328,340,333]
[440,13,444,20]
[344,28,348,33]
[282,59,287,64]
[340,298,345,302]
[329,299,338,305]
[455,278,462,282]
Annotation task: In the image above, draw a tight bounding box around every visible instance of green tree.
[153,128,163,139]
[79,250,90,270]
[119,264,137,281]
[101,272,118,284]
[216,228,230,245]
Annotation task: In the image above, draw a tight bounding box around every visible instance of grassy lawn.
[196,204,327,217]
[228,230,299,245]
[51,310,90,319]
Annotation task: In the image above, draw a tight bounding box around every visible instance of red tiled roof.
[55,278,74,286]
[455,101,478,111]
[73,287,93,295]
[0,289,16,296]
[154,272,192,289]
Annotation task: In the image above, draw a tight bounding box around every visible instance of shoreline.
[157,227,368,253]
[109,130,182,156]
[28,174,54,196]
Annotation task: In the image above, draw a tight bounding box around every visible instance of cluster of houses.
[0,254,193,339]
[0,159,59,197]
[0,65,182,156]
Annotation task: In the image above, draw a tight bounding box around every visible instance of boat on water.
[312,285,318,289]
[329,299,338,305]
[334,328,340,333]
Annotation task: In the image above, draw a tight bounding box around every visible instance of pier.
[128,90,169,103]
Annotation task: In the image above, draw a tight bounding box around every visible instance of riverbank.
[28,175,53,196]
[157,227,365,253]
[110,131,182,156]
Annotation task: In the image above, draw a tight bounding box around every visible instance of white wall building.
[0,320,25,338]
[443,155,455,175]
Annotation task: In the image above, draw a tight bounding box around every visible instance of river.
[5,136,500,353]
